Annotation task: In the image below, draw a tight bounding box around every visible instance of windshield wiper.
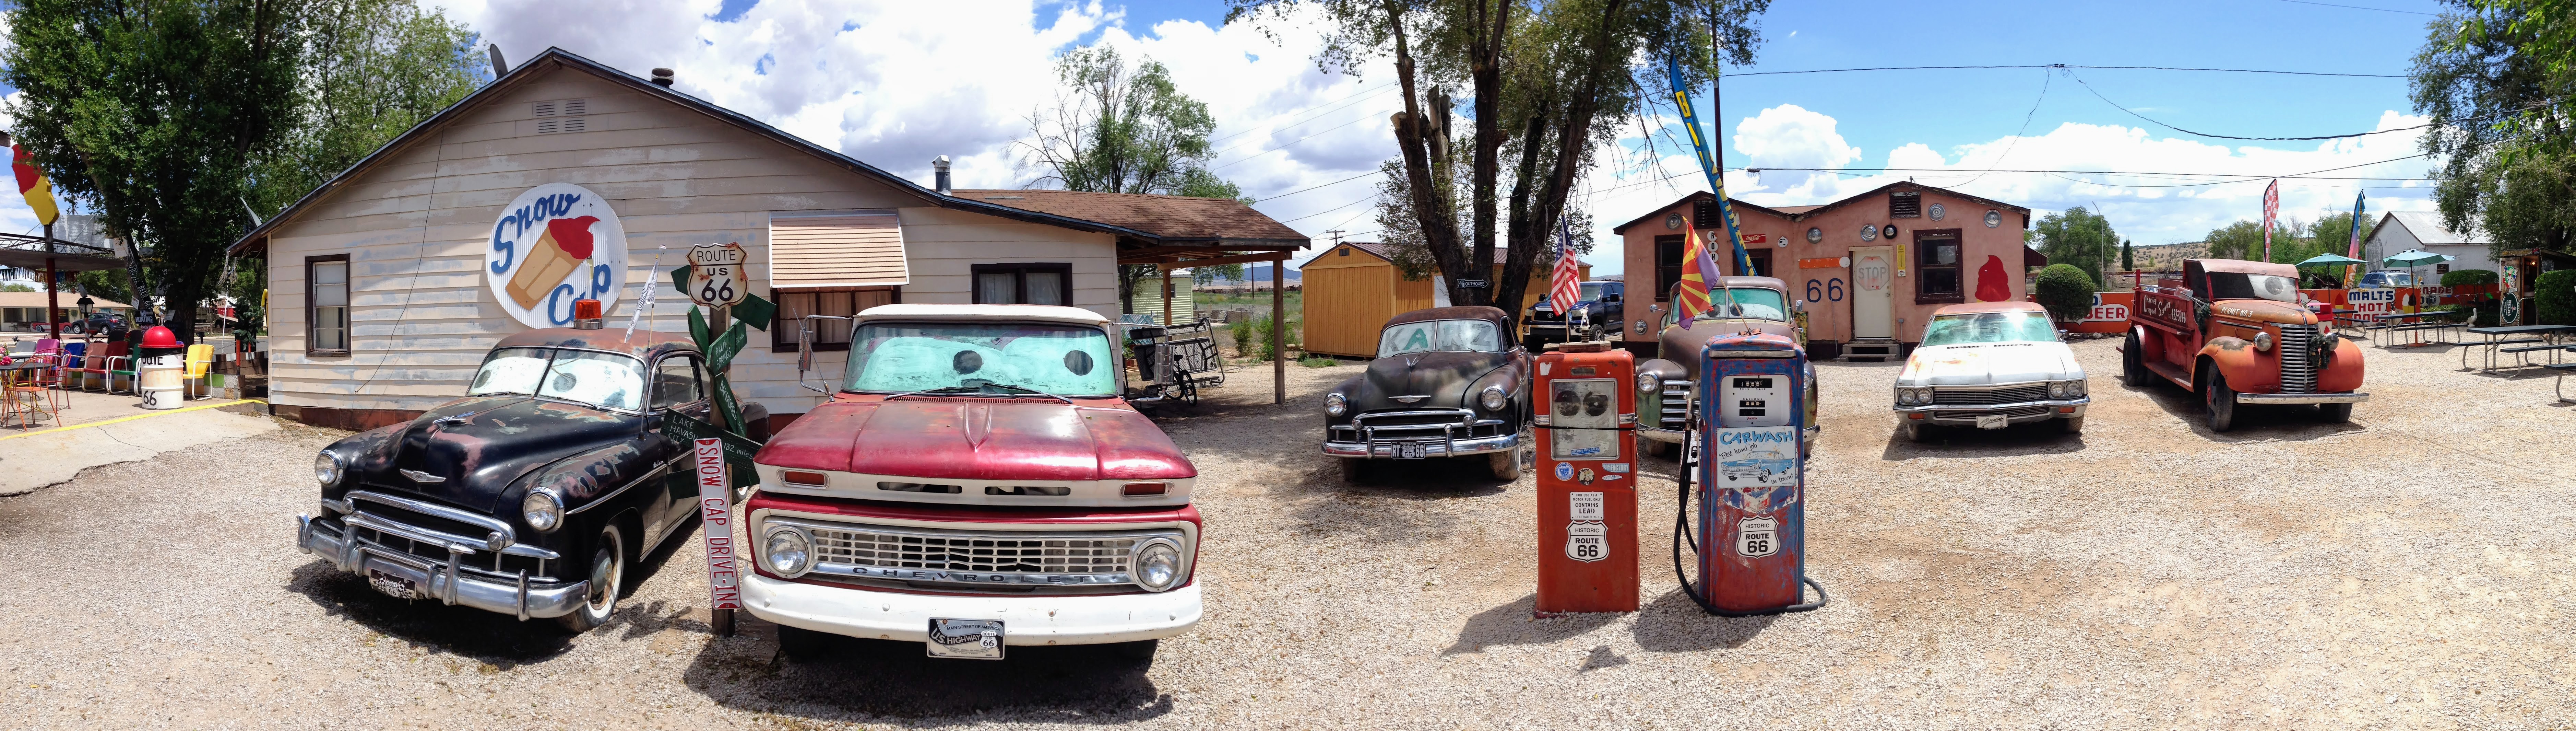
[883,386,985,401]
[882,383,1075,404]
[977,383,1073,404]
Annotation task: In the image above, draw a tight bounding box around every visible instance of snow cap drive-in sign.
[486,182,629,328]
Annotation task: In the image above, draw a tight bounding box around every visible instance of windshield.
[844,322,1117,396]
[2207,272,2302,303]
[469,347,646,410]
[1378,319,1506,357]
[1710,287,1789,321]
[1921,312,2060,346]
[1577,282,1604,302]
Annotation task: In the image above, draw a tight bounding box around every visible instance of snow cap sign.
[486,182,629,328]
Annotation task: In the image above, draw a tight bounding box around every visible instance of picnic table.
[2365,310,2467,348]
[2461,324,2576,374]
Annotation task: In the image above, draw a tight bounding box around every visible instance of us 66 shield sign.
[686,242,750,306]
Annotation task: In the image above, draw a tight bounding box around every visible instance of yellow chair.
[181,344,215,400]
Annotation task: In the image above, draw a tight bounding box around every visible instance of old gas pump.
[1534,342,1638,615]
[1673,331,1828,616]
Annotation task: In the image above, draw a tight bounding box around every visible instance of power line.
[1253,168,1380,203]
[1275,192,1376,223]
[1213,111,1381,170]
[2066,69,2558,141]
[1725,63,2407,79]
[2270,0,2439,16]
[1952,68,2054,188]
[1207,81,1395,147]
[1742,151,2438,188]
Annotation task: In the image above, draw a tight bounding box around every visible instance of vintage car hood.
[1660,318,1796,376]
[1896,343,2082,387]
[1349,351,1506,412]
[346,395,641,512]
[758,399,1196,481]
[2212,299,2318,325]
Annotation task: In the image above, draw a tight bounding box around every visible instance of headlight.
[1479,385,1508,412]
[2048,381,2069,398]
[2253,330,2274,352]
[1637,372,1659,394]
[1132,537,1184,591]
[313,452,341,487]
[2067,379,2087,397]
[521,490,563,533]
[1325,392,1347,417]
[763,525,813,577]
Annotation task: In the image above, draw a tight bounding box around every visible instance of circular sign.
[1985,209,2003,228]
[1664,213,1684,230]
[1859,224,1877,242]
[484,183,628,329]
[1929,203,1946,221]
[1882,224,1898,239]
[1805,227,1823,244]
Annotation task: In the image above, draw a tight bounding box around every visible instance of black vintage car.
[1322,306,1531,482]
[294,322,763,632]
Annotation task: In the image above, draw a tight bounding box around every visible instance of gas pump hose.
[1670,430,1829,617]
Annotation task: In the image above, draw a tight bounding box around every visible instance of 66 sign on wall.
[484,182,629,328]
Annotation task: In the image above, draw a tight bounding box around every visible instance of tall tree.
[1230,0,1765,321]
[1019,45,1248,313]
[2412,0,2576,257]
[4,0,306,339]
[2035,206,2119,287]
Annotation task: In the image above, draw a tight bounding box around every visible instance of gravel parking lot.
[3,337,2572,729]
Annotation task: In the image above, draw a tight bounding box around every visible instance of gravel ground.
[2,338,2572,729]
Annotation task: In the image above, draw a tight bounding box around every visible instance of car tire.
[555,523,625,633]
[1338,457,1369,484]
[2317,402,2353,423]
[1114,639,1160,661]
[1901,421,1931,442]
[2204,371,2239,432]
[2121,330,2151,387]
[777,623,829,662]
[2059,416,2085,434]
[1485,450,1520,481]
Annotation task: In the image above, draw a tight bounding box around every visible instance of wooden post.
[1272,261,1284,404]
[706,304,732,432]
[1161,267,1175,327]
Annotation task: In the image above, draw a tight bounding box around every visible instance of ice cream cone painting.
[484,183,629,329]
[506,215,602,308]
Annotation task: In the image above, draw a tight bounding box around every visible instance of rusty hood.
[758,399,1197,482]
[348,395,642,512]
[2213,299,2319,325]
[1896,341,2082,387]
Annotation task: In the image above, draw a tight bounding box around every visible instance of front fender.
[2198,337,2278,393]
[1636,358,1688,424]
[2318,335,2367,393]
[1324,374,1368,426]
[518,440,655,513]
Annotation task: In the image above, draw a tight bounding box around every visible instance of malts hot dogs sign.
[485,182,631,328]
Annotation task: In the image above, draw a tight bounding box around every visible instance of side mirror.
[796,314,852,395]
[1601,293,1621,304]
[1792,299,1806,313]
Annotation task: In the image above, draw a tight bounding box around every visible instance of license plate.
[1975,414,2008,430]
[1396,442,1426,460]
[926,618,1005,660]
[367,569,421,601]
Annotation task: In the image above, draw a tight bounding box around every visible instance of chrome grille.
[1660,380,1691,429]
[810,525,1136,575]
[1931,384,2048,406]
[2278,325,2316,394]
[1351,409,1480,441]
[1934,406,2051,420]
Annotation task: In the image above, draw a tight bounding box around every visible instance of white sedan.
[1890,301,2090,442]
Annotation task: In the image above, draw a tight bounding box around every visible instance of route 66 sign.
[1735,515,1779,558]
[1564,522,1607,563]
[686,243,750,306]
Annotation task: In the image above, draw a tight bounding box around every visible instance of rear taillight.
[1121,482,1170,497]
[782,470,829,487]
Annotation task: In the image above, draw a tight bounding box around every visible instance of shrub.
[2537,269,2576,326]
[2032,264,2097,325]
[1232,316,1287,360]
[1299,355,1338,368]
[2440,269,2502,327]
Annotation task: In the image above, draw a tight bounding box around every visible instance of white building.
[2363,211,2495,276]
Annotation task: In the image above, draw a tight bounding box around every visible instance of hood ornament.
[430,410,481,428]
[399,468,447,484]
[1392,395,1429,404]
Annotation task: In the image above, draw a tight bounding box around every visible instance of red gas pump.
[1673,331,1828,615]
[1534,343,1638,615]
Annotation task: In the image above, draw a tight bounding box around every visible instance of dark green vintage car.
[1322,306,1531,482]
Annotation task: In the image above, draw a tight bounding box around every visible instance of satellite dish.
[487,44,509,76]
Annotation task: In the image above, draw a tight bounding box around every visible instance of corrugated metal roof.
[2384,210,2489,245]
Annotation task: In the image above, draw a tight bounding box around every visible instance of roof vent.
[933,155,952,195]
[651,68,674,87]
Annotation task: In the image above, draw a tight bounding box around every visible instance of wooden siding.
[769,210,906,288]
[265,68,1119,417]
[1301,255,1396,358]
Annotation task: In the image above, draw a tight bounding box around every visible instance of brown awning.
[768,210,906,289]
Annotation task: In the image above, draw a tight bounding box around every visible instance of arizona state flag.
[1674,225,1722,321]
[10,145,59,226]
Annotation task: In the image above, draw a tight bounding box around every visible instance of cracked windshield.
[843,323,1115,396]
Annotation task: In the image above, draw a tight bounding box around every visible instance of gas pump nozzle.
[1672,331,1829,616]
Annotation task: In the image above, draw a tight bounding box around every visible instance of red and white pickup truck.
[740,304,1201,660]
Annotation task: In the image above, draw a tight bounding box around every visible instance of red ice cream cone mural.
[506,215,601,309]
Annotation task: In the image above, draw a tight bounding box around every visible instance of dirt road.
[1,339,2568,728]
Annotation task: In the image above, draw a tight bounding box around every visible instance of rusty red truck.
[741,304,1200,661]
[2121,258,2367,431]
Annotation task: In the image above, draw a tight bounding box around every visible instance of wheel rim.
[584,527,622,616]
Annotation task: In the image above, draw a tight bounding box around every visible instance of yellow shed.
[1299,242,1590,358]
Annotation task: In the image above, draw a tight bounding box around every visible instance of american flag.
[2260,179,2279,262]
[1548,219,1582,318]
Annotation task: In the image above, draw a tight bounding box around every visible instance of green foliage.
[2536,269,2576,325]
[2442,267,2503,326]
[2412,0,2576,257]
[0,283,33,293]
[2035,207,2118,286]
[250,0,487,218]
[2200,213,2376,279]
[1189,264,1246,287]
[2032,264,2097,324]
[2121,240,2134,271]
[1230,315,1299,361]
[1299,355,1339,368]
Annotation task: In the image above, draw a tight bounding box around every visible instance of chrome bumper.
[1893,397,2089,425]
[745,575,1201,645]
[1323,431,1519,459]
[2235,392,2369,405]
[296,514,589,620]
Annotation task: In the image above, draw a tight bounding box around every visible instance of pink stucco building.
[1610,182,2039,360]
